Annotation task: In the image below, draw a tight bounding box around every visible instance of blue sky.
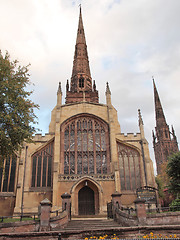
[1,0,180,173]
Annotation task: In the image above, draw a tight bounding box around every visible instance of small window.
[79,77,84,88]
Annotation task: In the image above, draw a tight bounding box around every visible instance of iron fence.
[147,205,180,214]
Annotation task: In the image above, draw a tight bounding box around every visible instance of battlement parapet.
[117,132,141,140]
[33,133,54,141]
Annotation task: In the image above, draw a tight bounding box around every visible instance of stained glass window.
[31,141,53,188]
[62,115,110,175]
[117,142,141,191]
[0,154,17,192]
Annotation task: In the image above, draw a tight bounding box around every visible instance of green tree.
[0,51,39,161]
[167,151,180,196]
[155,176,165,199]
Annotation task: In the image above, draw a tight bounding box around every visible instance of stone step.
[63,219,121,231]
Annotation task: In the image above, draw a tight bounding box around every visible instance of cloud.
[1,0,180,174]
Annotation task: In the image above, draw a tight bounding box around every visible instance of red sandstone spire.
[152,78,179,174]
[71,6,92,92]
[66,7,99,104]
[153,78,167,128]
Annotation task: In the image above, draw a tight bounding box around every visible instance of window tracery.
[62,115,110,175]
[31,141,53,188]
[117,142,141,191]
[0,154,17,192]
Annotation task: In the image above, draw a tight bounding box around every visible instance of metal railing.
[147,205,180,214]
[50,208,66,219]
[119,205,136,216]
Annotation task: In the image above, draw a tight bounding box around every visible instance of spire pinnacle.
[106,82,111,95]
[66,7,99,104]
[57,82,62,106]
[138,109,145,139]
[57,82,62,94]
[138,109,143,126]
[70,6,92,92]
[153,78,167,127]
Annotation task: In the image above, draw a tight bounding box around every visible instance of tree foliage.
[0,51,39,160]
[167,151,180,195]
[155,176,165,199]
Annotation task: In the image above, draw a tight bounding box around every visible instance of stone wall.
[0,194,16,216]
[0,225,180,240]
[147,211,180,225]
[0,210,68,234]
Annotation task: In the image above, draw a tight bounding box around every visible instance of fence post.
[134,197,147,225]
[39,198,52,231]
[61,193,71,220]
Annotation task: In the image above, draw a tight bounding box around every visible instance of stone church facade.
[0,8,156,216]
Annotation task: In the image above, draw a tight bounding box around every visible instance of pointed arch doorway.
[78,186,95,215]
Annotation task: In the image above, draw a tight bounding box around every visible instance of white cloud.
[1,0,180,174]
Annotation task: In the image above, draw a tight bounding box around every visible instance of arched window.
[79,77,84,88]
[0,154,17,192]
[31,141,53,188]
[62,115,110,175]
[117,142,141,191]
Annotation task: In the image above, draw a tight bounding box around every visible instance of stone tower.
[65,6,99,104]
[152,79,179,174]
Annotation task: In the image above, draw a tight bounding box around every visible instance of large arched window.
[31,141,53,188]
[0,154,17,192]
[117,142,141,191]
[61,114,110,175]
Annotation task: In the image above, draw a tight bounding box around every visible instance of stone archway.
[71,178,100,216]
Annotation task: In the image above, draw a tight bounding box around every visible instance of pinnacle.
[153,78,167,127]
[106,82,111,94]
[57,82,62,94]
[138,109,144,126]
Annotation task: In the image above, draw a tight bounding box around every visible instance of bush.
[169,198,180,211]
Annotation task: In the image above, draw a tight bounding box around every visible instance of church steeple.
[66,7,99,104]
[153,78,167,128]
[152,78,179,174]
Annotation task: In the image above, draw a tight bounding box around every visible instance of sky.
[1,0,180,174]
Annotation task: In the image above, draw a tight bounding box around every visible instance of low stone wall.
[147,211,180,225]
[0,220,38,233]
[50,210,69,230]
[0,210,68,234]
[0,225,180,240]
[112,197,180,227]
[114,208,137,226]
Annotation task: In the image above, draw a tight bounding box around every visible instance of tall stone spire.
[152,78,179,174]
[66,7,99,104]
[153,78,167,128]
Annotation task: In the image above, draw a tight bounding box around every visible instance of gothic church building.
[0,8,156,216]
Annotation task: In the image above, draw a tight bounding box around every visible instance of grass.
[0,217,39,223]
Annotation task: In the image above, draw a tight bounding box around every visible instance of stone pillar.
[61,192,71,219]
[39,198,52,231]
[134,198,147,225]
[111,191,122,208]
[111,192,122,219]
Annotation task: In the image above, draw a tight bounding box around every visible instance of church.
[0,7,156,216]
